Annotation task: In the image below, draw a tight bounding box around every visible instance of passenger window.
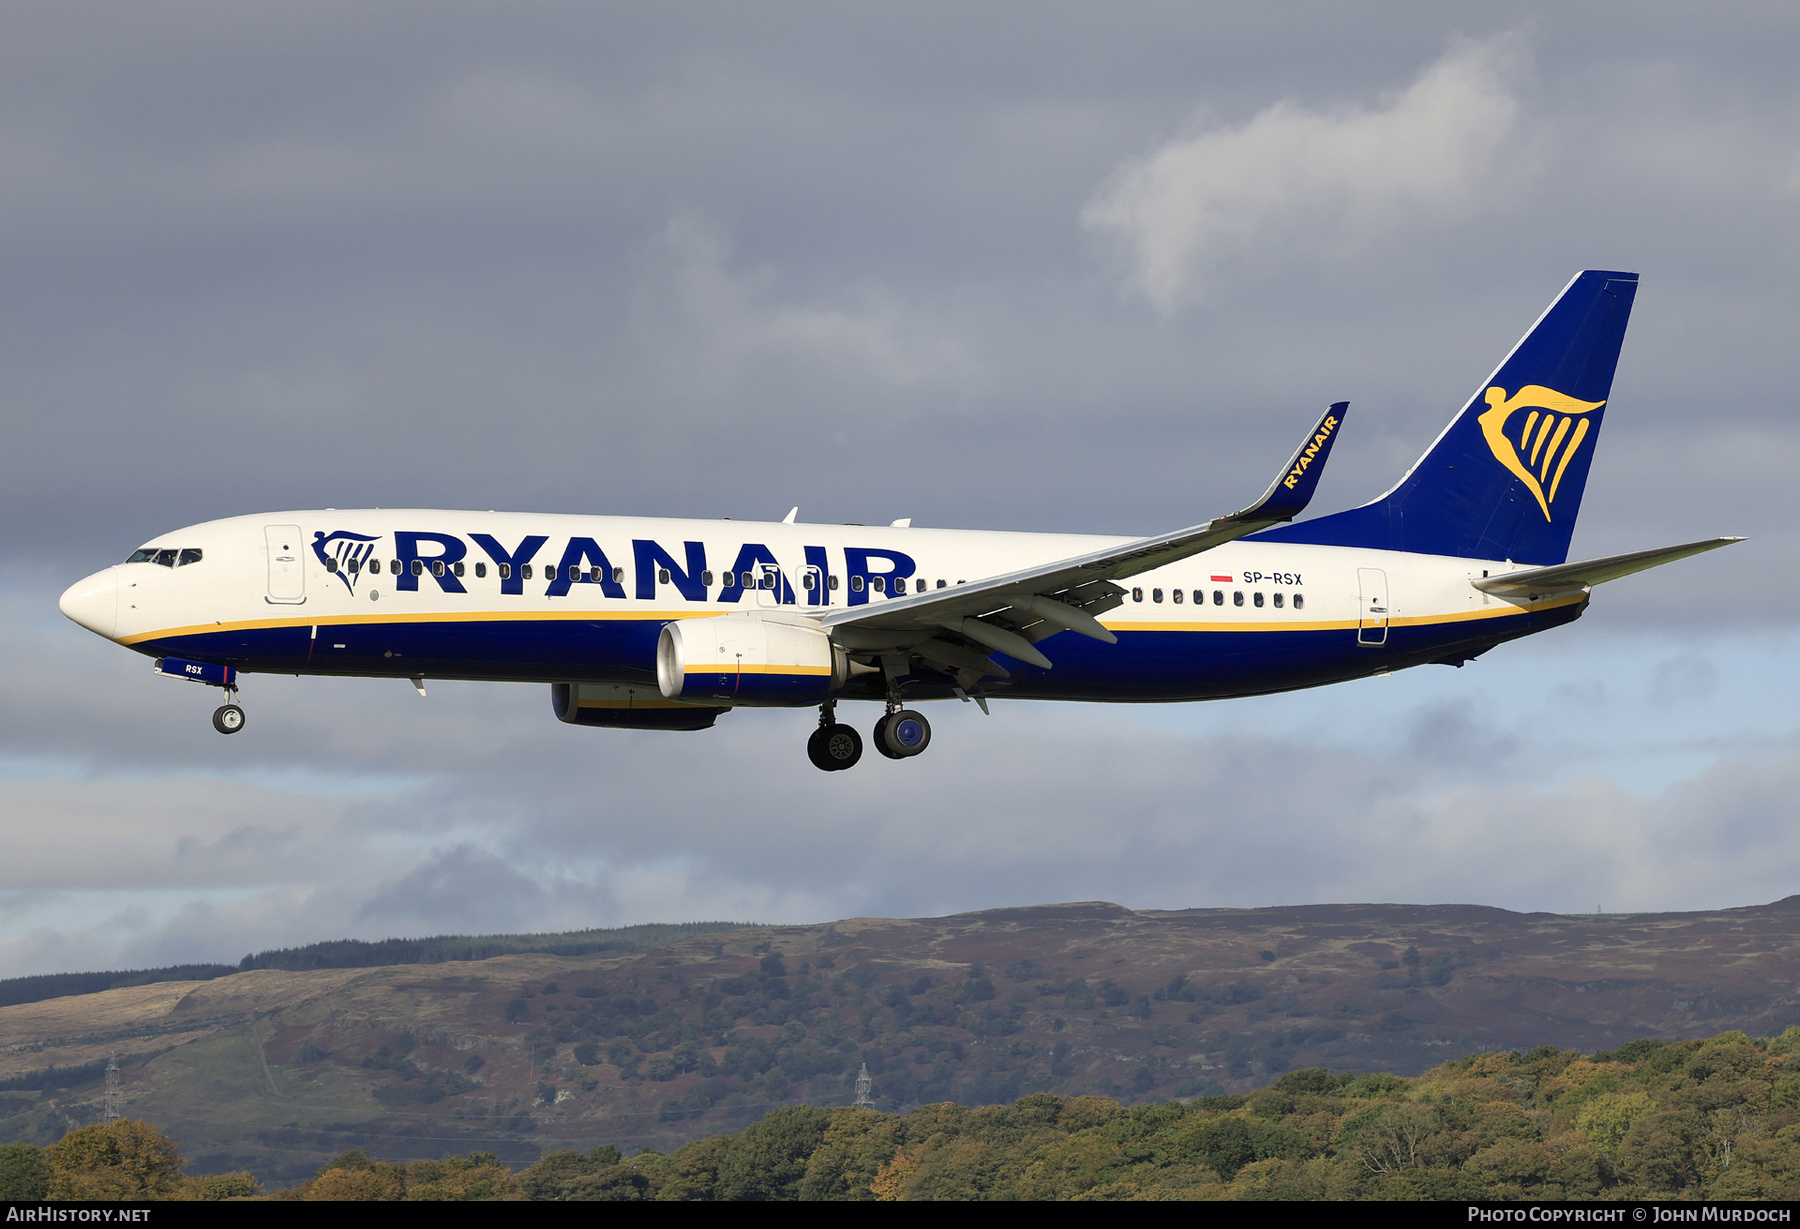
[851,575,865,592]
[474,562,486,578]
[1172,588,1183,604]
[178,548,203,566]
[803,572,817,591]
[408,559,421,576]
[1131,587,1143,602]
[1152,588,1163,603]
[154,549,177,567]
[658,568,670,584]
[498,563,511,580]
[1273,592,1283,608]
[1293,594,1305,611]
[566,565,577,581]
[828,575,839,590]
[613,567,624,584]
[937,579,946,589]
[390,559,401,575]
[522,564,534,580]
[703,570,715,586]
[347,558,360,574]
[453,561,465,577]
[1253,592,1264,607]
[1213,590,1223,605]
[872,576,885,593]
[741,571,754,588]
[433,561,445,577]
[1233,591,1244,607]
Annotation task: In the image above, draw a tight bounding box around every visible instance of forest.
[5,1027,1798,1200]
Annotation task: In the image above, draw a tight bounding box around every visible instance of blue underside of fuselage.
[132,599,1584,704]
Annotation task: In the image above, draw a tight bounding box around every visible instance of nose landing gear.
[154,657,247,735]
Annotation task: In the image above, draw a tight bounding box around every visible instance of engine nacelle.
[551,683,725,731]
[657,615,846,705]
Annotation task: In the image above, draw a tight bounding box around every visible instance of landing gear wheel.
[872,714,903,759]
[878,709,931,758]
[808,724,862,771]
[212,704,246,735]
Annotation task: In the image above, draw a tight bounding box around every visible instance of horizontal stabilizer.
[1473,537,1746,597]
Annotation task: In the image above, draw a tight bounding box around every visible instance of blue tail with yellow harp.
[1255,269,1638,566]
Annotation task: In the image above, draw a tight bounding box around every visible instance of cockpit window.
[178,548,203,566]
[126,548,157,564]
[153,549,178,567]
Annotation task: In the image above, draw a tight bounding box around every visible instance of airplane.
[58,269,1742,770]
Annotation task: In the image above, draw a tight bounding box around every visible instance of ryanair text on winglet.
[1281,416,1339,490]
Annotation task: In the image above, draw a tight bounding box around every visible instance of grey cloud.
[1652,656,1720,705]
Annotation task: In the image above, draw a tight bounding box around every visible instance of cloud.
[1082,35,1525,310]
[635,214,975,396]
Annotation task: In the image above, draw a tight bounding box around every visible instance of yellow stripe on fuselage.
[1101,591,1583,634]
[117,590,1582,647]
[683,663,834,676]
[115,607,730,646]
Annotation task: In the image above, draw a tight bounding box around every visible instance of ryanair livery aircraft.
[59,271,1741,770]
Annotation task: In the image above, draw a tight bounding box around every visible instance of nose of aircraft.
[59,567,120,638]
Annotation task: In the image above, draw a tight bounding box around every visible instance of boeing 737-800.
[58,270,1741,770]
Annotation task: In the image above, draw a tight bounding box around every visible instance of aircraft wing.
[820,403,1348,679]
[1472,536,1746,598]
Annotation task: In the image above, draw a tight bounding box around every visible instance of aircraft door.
[753,562,792,608]
[266,525,306,604]
[1357,568,1388,645]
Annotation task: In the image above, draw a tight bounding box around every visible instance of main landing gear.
[807,699,930,771]
[873,709,931,759]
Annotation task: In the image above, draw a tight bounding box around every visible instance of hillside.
[1,897,1796,1184]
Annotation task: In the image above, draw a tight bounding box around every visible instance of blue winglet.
[1245,401,1349,523]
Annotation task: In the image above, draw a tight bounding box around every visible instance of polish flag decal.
[1210,575,1232,583]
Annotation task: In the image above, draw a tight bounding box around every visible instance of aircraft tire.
[879,709,931,758]
[212,704,246,735]
[810,724,862,771]
[872,714,903,759]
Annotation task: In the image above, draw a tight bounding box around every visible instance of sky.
[2,2,1798,977]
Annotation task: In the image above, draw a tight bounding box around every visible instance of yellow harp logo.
[1477,385,1605,521]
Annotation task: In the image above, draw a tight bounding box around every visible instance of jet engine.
[551,682,725,731]
[657,615,848,705]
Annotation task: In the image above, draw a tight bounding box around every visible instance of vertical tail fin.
[1256,270,1638,564]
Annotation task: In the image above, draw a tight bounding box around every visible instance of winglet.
[1234,402,1348,524]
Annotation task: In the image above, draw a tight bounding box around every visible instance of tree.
[45,1121,186,1201]
[1577,1091,1652,1151]
[177,1172,263,1200]
[0,1144,52,1200]
[717,1105,832,1200]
